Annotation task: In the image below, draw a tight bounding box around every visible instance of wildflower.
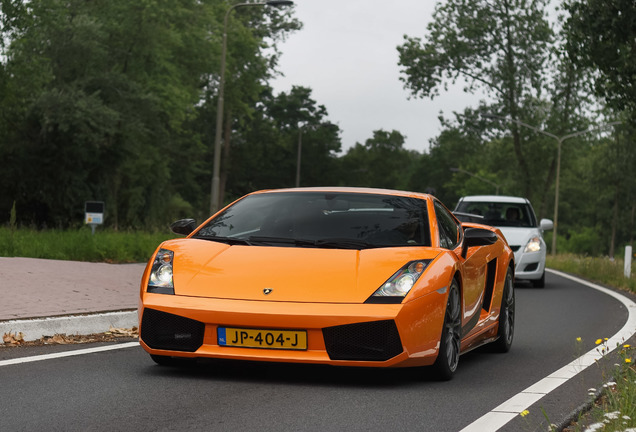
[576,337,582,342]
[584,422,605,432]
[604,411,621,420]
[596,339,603,345]
[624,344,631,348]
[623,415,632,420]
[603,382,616,388]
[520,410,529,417]
[626,358,632,364]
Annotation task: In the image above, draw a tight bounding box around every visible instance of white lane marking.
[460,269,636,432]
[0,342,139,367]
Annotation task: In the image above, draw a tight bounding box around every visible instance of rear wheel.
[492,267,515,353]
[432,279,461,380]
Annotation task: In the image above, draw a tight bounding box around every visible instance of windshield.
[455,201,537,228]
[195,192,431,249]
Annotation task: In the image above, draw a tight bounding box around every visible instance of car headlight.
[524,237,542,253]
[366,260,431,304]
[147,249,175,294]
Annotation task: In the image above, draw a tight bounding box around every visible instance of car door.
[434,201,487,333]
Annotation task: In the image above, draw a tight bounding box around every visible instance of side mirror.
[170,218,197,236]
[540,218,553,231]
[461,227,498,258]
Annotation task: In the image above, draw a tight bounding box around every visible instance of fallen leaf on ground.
[2,332,25,345]
[2,328,138,348]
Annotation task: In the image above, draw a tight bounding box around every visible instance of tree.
[397,0,555,197]
[0,0,220,227]
[209,2,301,207]
[565,0,636,115]
[223,86,341,202]
[590,123,636,256]
[0,0,300,228]
[340,130,416,190]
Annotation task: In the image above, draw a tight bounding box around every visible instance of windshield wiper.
[247,236,375,249]
[192,235,252,246]
[247,236,314,247]
[313,238,378,250]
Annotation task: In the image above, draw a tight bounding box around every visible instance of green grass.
[0,227,176,263]
[547,253,636,294]
[563,344,635,432]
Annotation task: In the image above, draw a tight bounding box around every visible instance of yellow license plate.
[218,327,307,350]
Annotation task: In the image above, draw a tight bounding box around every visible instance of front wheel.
[492,267,515,353]
[432,279,461,380]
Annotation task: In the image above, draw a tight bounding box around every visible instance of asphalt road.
[0,272,632,432]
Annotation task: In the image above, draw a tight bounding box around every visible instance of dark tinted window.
[434,201,461,249]
[195,192,431,249]
[455,200,537,228]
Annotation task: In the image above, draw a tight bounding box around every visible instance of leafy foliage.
[565,0,636,115]
[340,130,417,191]
[0,0,300,228]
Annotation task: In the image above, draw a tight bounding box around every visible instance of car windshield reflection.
[195,192,431,249]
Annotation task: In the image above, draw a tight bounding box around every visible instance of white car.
[454,195,553,288]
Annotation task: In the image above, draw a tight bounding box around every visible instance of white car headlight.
[367,260,431,303]
[524,237,542,253]
[148,249,175,294]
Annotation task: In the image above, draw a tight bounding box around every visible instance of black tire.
[531,271,545,288]
[432,279,461,380]
[492,267,515,353]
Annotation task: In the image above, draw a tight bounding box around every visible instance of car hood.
[162,239,440,303]
[496,227,541,248]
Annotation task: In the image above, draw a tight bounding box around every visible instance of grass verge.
[547,253,635,294]
[0,227,175,263]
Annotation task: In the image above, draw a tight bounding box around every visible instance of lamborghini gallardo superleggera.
[138,187,515,379]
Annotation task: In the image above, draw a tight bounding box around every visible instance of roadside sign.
[85,201,105,234]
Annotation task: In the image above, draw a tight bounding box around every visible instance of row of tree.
[0,0,634,257]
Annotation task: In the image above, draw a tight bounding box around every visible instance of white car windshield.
[455,201,537,228]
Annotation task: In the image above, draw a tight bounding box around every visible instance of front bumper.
[512,249,546,280]
[138,291,447,368]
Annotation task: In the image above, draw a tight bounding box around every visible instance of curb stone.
[0,310,138,341]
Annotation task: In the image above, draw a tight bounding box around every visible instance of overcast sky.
[269,0,485,153]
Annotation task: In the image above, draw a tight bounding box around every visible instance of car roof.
[457,195,529,204]
[251,187,433,200]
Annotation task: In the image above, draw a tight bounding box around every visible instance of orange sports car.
[138,187,515,379]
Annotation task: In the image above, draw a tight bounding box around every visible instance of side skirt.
[460,321,499,354]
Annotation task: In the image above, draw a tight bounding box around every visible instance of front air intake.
[141,308,204,352]
[322,320,403,361]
